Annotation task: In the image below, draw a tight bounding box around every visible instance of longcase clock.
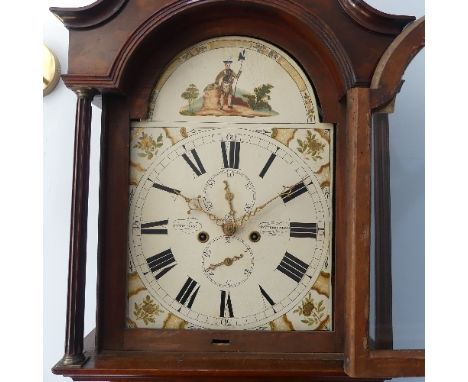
[50,0,425,381]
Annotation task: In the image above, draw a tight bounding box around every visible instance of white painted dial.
[129,128,330,329]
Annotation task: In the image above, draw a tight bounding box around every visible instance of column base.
[57,353,88,368]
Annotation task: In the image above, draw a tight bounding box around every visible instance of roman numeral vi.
[220,290,234,318]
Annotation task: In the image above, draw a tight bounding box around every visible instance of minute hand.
[235,182,302,229]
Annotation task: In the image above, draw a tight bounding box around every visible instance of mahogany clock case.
[50,0,424,380]
[98,32,342,356]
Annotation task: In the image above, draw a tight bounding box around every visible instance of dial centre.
[222,221,237,236]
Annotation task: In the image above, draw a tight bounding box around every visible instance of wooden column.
[61,88,96,366]
[344,87,372,377]
[372,113,394,349]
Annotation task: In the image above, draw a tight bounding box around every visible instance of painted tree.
[181,84,199,114]
[243,84,274,111]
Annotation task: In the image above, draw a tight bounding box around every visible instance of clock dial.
[129,128,330,329]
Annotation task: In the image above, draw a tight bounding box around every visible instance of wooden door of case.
[343,17,425,379]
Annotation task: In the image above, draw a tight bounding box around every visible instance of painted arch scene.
[148,37,319,123]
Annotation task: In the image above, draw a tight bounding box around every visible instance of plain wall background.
[43,1,424,381]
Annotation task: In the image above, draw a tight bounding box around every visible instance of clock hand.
[223,180,236,221]
[177,191,226,228]
[234,181,303,229]
[221,180,239,236]
[206,253,244,272]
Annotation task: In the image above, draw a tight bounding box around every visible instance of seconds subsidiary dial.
[129,128,330,330]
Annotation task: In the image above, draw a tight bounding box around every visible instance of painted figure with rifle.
[215,50,246,110]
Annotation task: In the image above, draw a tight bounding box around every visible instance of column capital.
[73,87,97,99]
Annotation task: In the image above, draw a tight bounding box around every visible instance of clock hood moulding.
[50,0,415,96]
[50,0,413,33]
[337,0,414,35]
[50,0,128,30]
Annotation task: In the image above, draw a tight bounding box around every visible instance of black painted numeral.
[259,153,276,178]
[220,290,234,318]
[221,141,240,169]
[259,285,276,311]
[290,222,317,238]
[280,181,308,203]
[276,252,308,283]
[182,149,206,177]
[146,249,177,280]
[176,277,200,309]
[141,220,168,235]
[152,182,180,195]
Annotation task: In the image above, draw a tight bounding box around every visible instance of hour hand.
[177,192,225,228]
